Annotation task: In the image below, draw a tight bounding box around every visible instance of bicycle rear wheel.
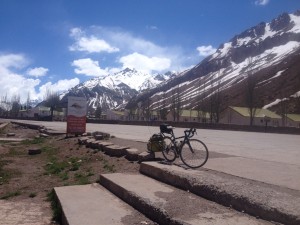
[161,136,177,162]
[180,139,209,168]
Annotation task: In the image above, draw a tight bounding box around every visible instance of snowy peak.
[129,10,300,115]
[208,10,300,69]
[61,68,174,111]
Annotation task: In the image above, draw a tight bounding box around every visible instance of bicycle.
[159,124,209,169]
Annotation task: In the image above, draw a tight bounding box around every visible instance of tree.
[44,89,60,121]
[1,94,12,117]
[10,95,21,117]
[95,106,102,119]
[159,92,168,121]
[170,85,183,122]
[244,58,259,126]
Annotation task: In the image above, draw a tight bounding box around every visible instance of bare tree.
[44,89,60,121]
[245,58,258,126]
[95,106,102,119]
[170,85,183,122]
[1,94,12,117]
[159,92,168,121]
[10,95,21,117]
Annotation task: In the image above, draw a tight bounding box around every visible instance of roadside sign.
[67,97,87,134]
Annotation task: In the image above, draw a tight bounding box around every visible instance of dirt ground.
[0,123,143,224]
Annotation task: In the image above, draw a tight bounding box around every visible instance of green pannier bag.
[147,134,163,152]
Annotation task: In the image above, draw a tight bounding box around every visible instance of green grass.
[21,137,45,145]
[29,192,37,198]
[102,159,116,172]
[44,159,69,175]
[47,189,62,222]
[0,159,20,184]
[7,147,25,156]
[0,191,21,200]
[74,172,90,185]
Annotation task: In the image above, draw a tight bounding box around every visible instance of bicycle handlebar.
[184,128,196,138]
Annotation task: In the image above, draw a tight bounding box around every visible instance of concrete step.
[139,161,300,225]
[100,173,273,225]
[54,183,157,225]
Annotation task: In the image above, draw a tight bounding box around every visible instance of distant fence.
[2,117,299,135]
[86,119,300,135]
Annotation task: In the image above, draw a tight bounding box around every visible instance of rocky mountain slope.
[128,10,300,116]
[60,68,175,112]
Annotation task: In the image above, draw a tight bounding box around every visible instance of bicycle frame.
[161,129,194,154]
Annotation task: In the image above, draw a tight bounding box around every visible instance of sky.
[0,0,299,103]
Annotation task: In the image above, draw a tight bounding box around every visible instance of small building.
[19,107,66,121]
[285,114,300,128]
[106,110,124,120]
[220,106,282,127]
[166,110,210,123]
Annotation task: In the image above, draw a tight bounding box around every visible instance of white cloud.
[27,67,49,77]
[196,45,217,57]
[72,58,109,77]
[119,52,171,73]
[69,26,197,73]
[0,53,40,102]
[38,78,80,100]
[69,28,119,53]
[0,53,80,103]
[255,0,270,6]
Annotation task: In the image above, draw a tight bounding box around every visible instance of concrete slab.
[0,137,26,142]
[100,173,273,225]
[0,200,51,225]
[54,183,156,225]
[205,156,300,190]
[140,162,300,225]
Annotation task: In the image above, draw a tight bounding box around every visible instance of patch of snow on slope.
[211,42,232,59]
[256,23,277,43]
[236,37,252,47]
[290,14,300,33]
[258,70,286,85]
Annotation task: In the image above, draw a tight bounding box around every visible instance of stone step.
[100,173,272,225]
[139,161,300,225]
[54,183,156,225]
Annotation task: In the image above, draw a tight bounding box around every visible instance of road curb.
[140,162,300,225]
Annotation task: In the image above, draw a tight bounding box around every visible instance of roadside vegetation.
[0,123,139,213]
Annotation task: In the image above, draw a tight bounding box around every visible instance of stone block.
[125,148,140,161]
[78,137,89,145]
[138,151,155,163]
[94,134,103,140]
[28,148,42,155]
[103,144,128,157]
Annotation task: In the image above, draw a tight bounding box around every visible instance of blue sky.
[0,0,299,102]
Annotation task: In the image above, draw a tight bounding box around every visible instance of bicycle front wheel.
[180,139,209,168]
[161,136,177,162]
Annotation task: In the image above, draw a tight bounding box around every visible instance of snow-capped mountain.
[60,68,174,111]
[129,10,300,115]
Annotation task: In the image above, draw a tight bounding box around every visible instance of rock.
[138,151,155,163]
[78,137,89,145]
[28,148,42,155]
[97,141,114,151]
[6,133,16,137]
[103,144,128,157]
[94,134,103,140]
[125,148,140,161]
[40,133,49,138]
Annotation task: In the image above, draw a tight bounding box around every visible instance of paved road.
[4,120,300,190]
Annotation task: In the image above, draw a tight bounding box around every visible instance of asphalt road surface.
[4,120,300,190]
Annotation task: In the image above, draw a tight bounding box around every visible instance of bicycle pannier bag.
[147,134,163,152]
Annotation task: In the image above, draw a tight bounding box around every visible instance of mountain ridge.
[60,10,300,116]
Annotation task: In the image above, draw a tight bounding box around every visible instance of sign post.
[67,97,87,136]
